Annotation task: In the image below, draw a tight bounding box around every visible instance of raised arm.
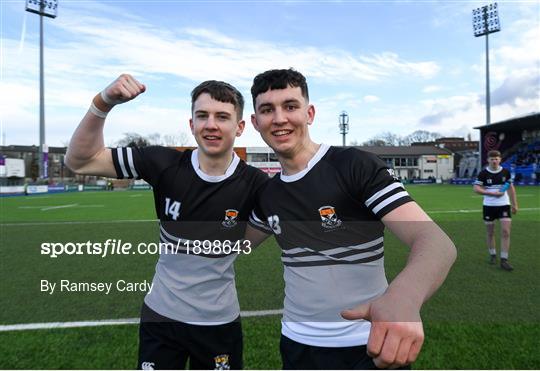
[342,201,456,368]
[64,74,146,177]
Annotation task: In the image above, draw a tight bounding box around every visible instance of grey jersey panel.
[282,257,388,323]
[145,249,239,324]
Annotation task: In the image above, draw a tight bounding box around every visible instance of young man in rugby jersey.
[65,74,268,369]
[246,68,456,369]
[473,150,518,271]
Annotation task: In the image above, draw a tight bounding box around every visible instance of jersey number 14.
[164,197,181,220]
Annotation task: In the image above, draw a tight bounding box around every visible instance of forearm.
[473,185,490,196]
[509,186,518,207]
[386,223,456,309]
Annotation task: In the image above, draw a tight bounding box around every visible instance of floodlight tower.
[25,0,58,179]
[338,111,349,147]
[472,3,500,126]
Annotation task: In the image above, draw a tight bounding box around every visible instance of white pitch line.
[18,205,104,211]
[427,207,540,214]
[471,194,537,198]
[1,219,159,227]
[0,319,139,331]
[41,204,79,211]
[0,309,283,332]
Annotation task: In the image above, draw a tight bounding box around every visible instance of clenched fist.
[101,74,146,107]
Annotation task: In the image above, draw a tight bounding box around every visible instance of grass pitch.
[0,185,539,369]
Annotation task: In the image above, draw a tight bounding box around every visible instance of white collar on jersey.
[191,149,240,183]
[486,166,503,174]
[280,143,331,183]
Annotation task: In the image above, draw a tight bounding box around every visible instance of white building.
[246,147,281,176]
[246,145,454,180]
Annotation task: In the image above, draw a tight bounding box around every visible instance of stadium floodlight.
[25,0,58,18]
[472,3,500,37]
[338,111,349,147]
[472,2,500,126]
[25,0,58,179]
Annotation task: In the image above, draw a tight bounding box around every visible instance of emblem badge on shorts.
[141,362,155,370]
[213,354,230,370]
[222,209,239,228]
[318,206,342,229]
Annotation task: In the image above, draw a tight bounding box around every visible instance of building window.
[247,153,270,162]
[381,158,393,168]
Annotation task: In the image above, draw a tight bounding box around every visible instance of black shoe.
[489,255,497,265]
[500,259,514,271]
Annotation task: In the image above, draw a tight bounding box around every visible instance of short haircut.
[487,150,501,158]
[191,80,244,120]
[250,68,309,108]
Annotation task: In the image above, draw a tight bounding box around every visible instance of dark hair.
[250,68,309,108]
[487,150,501,158]
[191,80,244,119]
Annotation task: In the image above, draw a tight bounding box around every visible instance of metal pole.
[342,133,346,147]
[39,11,46,178]
[484,9,491,126]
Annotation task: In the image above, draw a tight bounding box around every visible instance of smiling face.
[190,93,245,158]
[251,85,315,158]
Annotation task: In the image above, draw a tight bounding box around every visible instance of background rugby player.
[473,150,518,271]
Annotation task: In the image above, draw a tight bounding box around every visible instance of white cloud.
[363,95,380,103]
[422,85,443,93]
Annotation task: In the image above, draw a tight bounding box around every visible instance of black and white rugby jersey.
[249,144,413,347]
[112,146,268,324]
[474,167,512,207]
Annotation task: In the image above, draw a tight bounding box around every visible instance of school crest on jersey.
[213,354,230,370]
[318,206,342,229]
[222,209,239,228]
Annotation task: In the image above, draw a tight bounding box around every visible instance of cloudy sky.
[1,0,539,148]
